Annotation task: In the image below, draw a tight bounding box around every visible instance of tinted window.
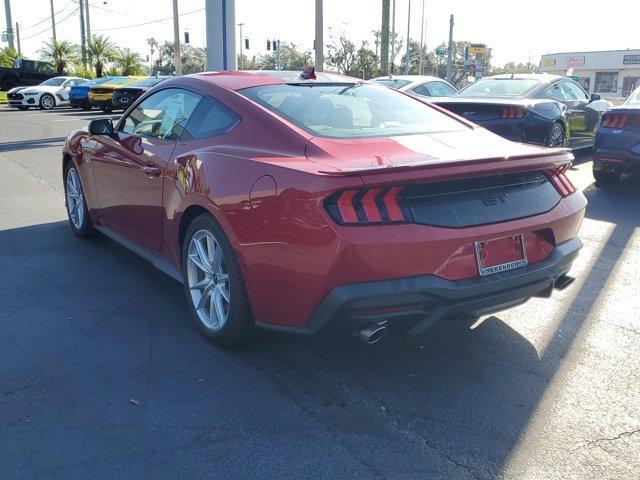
[546,82,564,100]
[122,88,202,141]
[241,83,467,139]
[458,78,540,96]
[413,81,456,97]
[183,97,240,140]
[40,77,66,86]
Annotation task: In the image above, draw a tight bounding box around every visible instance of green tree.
[153,42,206,75]
[0,47,20,67]
[253,42,312,71]
[39,39,77,75]
[327,36,358,75]
[352,41,378,79]
[87,34,116,77]
[400,40,435,75]
[113,48,145,75]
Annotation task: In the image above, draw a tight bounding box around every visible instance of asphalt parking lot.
[1,106,639,479]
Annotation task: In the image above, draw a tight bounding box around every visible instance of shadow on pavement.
[0,137,67,153]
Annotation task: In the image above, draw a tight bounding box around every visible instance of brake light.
[601,113,628,129]
[501,106,525,119]
[325,187,409,225]
[545,164,576,197]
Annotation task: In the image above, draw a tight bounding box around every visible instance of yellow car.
[88,76,146,112]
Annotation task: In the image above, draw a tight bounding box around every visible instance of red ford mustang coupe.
[62,69,586,345]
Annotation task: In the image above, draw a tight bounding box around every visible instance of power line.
[21,7,79,41]
[21,1,74,31]
[92,7,205,32]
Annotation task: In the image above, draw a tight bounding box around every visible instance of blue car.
[593,85,640,184]
[69,76,115,110]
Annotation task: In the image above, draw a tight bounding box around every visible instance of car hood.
[7,86,27,94]
[305,127,562,174]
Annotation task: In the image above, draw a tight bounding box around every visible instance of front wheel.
[39,93,55,110]
[64,163,94,237]
[182,214,254,346]
[593,169,621,185]
[546,122,566,148]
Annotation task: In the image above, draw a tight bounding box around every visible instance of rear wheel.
[182,214,254,346]
[593,169,621,185]
[101,105,113,113]
[546,122,566,148]
[64,163,94,237]
[39,93,55,110]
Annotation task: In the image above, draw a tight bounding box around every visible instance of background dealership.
[540,49,640,99]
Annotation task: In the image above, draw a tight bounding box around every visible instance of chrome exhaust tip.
[554,274,575,291]
[356,321,388,344]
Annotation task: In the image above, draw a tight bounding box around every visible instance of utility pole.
[380,0,390,76]
[85,0,92,65]
[78,0,86,67]
[403,0,411,74]
[314,0,323,71]
[49,0,57,41]
[446,14,454,82]
[3,0,14,49]
[172,0,182,75]
[237,22,244,69]
[390,0,396,73]
[15,21,20,55]
[418,0,425,75]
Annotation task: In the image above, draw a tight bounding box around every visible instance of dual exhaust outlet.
[354,275,576,345]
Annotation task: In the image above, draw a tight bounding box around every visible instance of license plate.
[475,234,527,276]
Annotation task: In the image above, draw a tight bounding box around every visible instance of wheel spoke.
[196,282,216,310]
[218,283,230,303]
[194,238,213,272]
[209,294,218,326]
[213,290,226,326]
[188,252,209,274]
[189,277,210,290]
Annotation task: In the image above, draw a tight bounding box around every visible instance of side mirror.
[88,118,114,136]
[590,93,602,102]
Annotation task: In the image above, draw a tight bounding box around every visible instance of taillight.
[501,106,525,119]
[545,164,576,197]
[601,113,628,129]
[325,187,410,225]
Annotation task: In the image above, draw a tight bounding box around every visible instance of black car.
[436,74,603,149]
[111,76,172,110]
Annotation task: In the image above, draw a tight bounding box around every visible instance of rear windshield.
[372,78,412,89]
[241,83,467,139]
[457,79,540,97]
[84,77,114,86]
[129,77,170,88]
[107,77,143,86]
[624,86,640,106]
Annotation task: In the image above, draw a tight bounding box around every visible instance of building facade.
[539,49,640,100]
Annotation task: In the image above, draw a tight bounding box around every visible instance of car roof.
[190,70,360,91]
[372,75,444,82]
[485,73,564,82]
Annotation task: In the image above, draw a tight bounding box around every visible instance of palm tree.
[146,37,158,74]
[0,47,20,68]
[113,48,145,76]
[87,34,116,77]
[39,39,77,75]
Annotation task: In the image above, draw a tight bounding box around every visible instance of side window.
[122,88,202,141]
[183,97,240,140]
[412,84,430,96]
[561,81,588,100]
[546,82,564,101]
[424,81,456,97]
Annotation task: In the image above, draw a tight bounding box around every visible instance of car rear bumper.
[257,237,582,336]
[89,96,113,106]
[69,97,90,108]
[594,147,640,174]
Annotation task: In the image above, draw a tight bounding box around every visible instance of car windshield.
[82,77,114,86]
[457,78,540,97]
[40,77,66,86]
[241,83,467,139]
[129,77,169,88]
[372,78,412,89]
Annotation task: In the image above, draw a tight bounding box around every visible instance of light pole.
[403,0,411,74]
[3,0,14,50]
[50,0,57,42]
[238,22,244,69]
[315,0,323,71]
[418,0,425,75]
[85,0,92,65]
[172,0,182,75]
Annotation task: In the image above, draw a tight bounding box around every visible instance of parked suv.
[0,59,55,91]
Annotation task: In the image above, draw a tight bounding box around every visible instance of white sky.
[6,0,640,68]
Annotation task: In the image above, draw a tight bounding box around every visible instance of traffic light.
[273,39,278,51]
[245,38,249,50]
[184,32,190,44]
[267,40,271,51]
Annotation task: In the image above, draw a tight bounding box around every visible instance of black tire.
[593,169,621,185]
[181,214,255,346]
[546,122,566,148]
[81,105,91,111]
[17,106,29,111]
[39,93,55,110]
[101,105,113,113]
[64,162,94,237]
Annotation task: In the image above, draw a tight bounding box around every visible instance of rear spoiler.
[318,150,574,177]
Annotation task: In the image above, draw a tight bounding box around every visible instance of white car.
[371,75,457,100]
[7,76,89,110]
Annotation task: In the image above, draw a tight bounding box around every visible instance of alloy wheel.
[65,168,85,229]
[548,123,565,147]
[186,229,231,331]
[41,94,54,110]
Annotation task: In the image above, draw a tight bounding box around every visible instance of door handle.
[142,165,161,176]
